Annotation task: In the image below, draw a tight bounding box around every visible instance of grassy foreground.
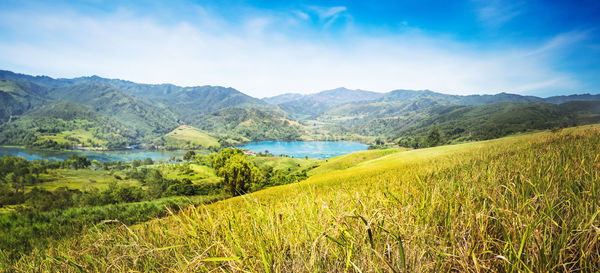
[7,125,600,272]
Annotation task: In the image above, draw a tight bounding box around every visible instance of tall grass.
[7,125,600,272]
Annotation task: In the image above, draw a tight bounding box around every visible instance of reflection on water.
[0,146,184,162]
[1,141,368,162]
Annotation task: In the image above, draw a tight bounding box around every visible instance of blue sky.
[0,0,598,97]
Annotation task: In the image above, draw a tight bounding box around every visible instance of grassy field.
[25,169,140,192]
[164,125,220,149]
[253,156,319,173]
[34,127,108,148]
[309,147,409,176]
[158,163,222,184]
[8,125,600,271]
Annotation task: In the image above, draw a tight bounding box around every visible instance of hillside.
[0,70,294,148]
[195,107,305,145]
[355,100,600,145]
[65,76,268,123]
[0,101,137,149]
[271,88,385,119]
[160,125,220,150]
[280,88,600,123]
[48,83,179,139]
[8,125,599,271]
[0,80,49,122]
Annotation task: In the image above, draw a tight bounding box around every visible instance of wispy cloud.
[0,2,589,97]
[307,6,350,29]
[474,0,524,28]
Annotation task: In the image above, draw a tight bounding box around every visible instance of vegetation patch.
[161,125,220,150]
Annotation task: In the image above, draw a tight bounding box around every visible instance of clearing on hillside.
[164,125,220,149]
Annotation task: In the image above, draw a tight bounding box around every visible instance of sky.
[0,0,599,97]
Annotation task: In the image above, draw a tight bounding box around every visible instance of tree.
[145,169,171,198]
[211,148,244,169]
[183,150,196,161]
[132,160,141,168]
[143,158,154,165]
[67,154,91,169]
[426,127,442,147]
[213,148,261,196]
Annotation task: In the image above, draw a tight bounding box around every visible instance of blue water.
[0,146,185,162]
[237,141,368,159]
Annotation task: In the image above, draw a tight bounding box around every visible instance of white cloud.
[294,10,309,20]
[474,0,524,28]
[310,6,347,19]
[0,6,585,97]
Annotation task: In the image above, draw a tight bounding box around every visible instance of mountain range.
[1,69,600,150]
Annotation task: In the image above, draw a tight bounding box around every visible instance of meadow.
[25,168,140,192]
[163,125,220,150]
[5,124,599,272]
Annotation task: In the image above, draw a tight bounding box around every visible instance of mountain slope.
[268,88,385,119]
[66,76,268,122]
[354,100,600,147]
[2,69,600,148]
[195,107,304,145]
[0,101,137,148]
[48,83,179,138]
[0,80,49,122]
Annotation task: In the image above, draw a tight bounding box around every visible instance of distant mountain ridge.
[263,87,600,124]
[1,69,600,149]
[0,70,298,148]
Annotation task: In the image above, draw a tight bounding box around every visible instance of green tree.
[213,149,261,196]
[143,158,154,165]
[211,148,244,169]
[66,154,91,169]
[426,127,442,147]
[183,150,196,161]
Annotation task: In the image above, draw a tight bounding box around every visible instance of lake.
[237,141,368,159]
[0,146,185,162]
[0,141,368,162]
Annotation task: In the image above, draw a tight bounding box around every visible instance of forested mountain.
[66,76,268,122]
[0,101,137,149]
[281,88,600,142]
[0,70,298,148]
[195,107,304,145]
[0,80,49,122]
[1,69,600,149]
[48,83,179,137]
[357,101,600,147]
[267,87,384,119]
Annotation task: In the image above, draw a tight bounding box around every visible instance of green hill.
[0,70,302,147]
[0,80,48,122]
[359,101,600,147]
[161,125,220,150]
[195,107,305,145]
[48,83,179,139]
[7,125,599,271]
[0,101,137,149]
